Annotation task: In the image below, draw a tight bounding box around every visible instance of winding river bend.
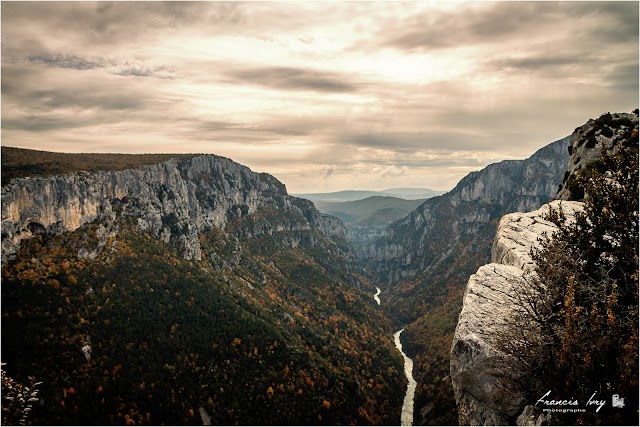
[373,288,416,425]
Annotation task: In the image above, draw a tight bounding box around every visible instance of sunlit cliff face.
[2,1,638,193]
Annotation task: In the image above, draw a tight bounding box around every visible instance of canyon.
[2,110,637,425]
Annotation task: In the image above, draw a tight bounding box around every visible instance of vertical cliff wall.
[1,154,346,262]
[450,200,583,425]
[362,137,569,286]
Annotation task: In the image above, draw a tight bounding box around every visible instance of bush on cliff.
[496,143,638,425]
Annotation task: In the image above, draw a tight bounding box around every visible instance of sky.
[2,1,638,193]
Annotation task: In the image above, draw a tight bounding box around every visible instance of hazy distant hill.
[311,196,429,256]
[294,188,444,202]
[313,196,426,225]
[381,188,446,199]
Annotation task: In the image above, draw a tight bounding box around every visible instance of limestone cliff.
[1,154,346,262]
[450,200,583,425]
[362,137,569,286]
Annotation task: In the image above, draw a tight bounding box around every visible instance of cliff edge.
[1,154,345,262]
[450,200,583,425]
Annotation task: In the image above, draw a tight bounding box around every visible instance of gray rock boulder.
[450,263,527,425]
[492,200,583,271]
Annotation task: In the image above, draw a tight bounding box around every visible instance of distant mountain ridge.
[294,187,445,202]
[363,137,570,288]
[313,196,426,222]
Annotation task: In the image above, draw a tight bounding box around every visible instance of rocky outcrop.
[450,263,528,425]
[1,154,346,262]
[450,200,583,425]
[362,137,569,285]
[557,111,638,200]
[491,201,584,271]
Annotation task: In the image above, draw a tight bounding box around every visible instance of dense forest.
[2,203,405,424]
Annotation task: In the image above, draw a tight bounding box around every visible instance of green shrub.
[585,134,598,148]
[496,144,639,425]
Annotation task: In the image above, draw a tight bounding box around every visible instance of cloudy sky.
[2,1,638,193]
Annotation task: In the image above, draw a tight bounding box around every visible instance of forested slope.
[1,151,405,425]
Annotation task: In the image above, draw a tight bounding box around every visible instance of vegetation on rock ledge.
[496,143,638,425]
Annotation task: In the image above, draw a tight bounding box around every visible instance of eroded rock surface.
[451,201,583,425]
[363,137,569,285]
[1,155,345,262]
[492,201,583,271]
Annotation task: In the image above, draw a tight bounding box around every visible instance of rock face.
[557,111,638,200]
[491,201,584,271]
[362,137,569,285]
[1,154,346,262]
[450,200,583,425]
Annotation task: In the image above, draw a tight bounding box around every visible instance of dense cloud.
[1,1,638,192]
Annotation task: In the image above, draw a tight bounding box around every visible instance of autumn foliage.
[2,205,405,424]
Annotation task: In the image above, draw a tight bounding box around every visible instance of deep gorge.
[2,110,637,426]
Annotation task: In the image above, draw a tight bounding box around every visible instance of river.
[373,287,381,305]
[394,329,417,426]
[373,288,416,426]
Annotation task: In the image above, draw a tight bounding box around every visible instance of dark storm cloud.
[379,2,561,51]
[32,88,144,111]
[113,65,175,79]
[2,65,148,112]
[571,1,639,44]
[27,53,175,79]
[228,66,359,93]
[195,115,357,142]
[2,115,100,132]
[193,120,308,137]
[324,168,334,179]
[488,54,594,73]
[606,63,640,93]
